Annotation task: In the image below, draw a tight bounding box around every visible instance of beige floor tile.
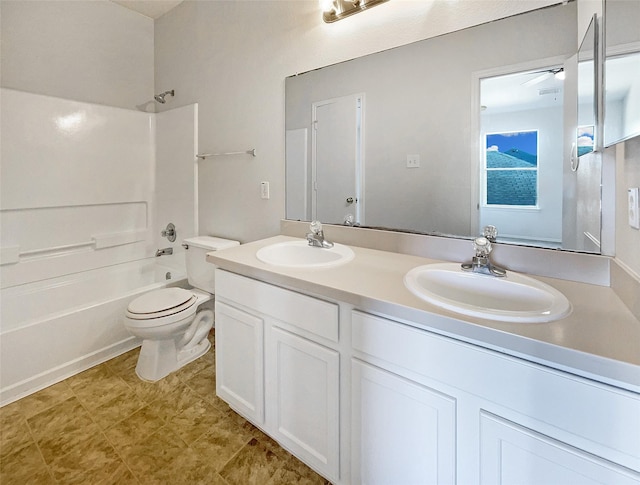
[65,462,139,485]
[27,396,93,439]
[104,405,167,449]
[120,425,188,479]
[13,380,74,419]
[146,381,203,422]
[106,348,139,376]
[218,436,285,485]
[0,411,33,460]
[267,450,331,485]
[0,465,56,485]
[149,447,228,485]
[68,366,133,412]
[173,353,212,382]
[0,400,24,421]
[0,441,50,483]
[90,386,147,430]
[48,433,121,484]
[189,423,253,471]
[119,370,184,404]
[185,365,232,412]
[166,395,228,445]
[28,397,102,464]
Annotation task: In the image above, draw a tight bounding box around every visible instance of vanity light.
[322,0,390,23]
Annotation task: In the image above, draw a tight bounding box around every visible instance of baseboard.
[0,337,141,407]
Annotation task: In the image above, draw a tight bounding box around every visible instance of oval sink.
[256,240,354,269]
[404,263,571,323]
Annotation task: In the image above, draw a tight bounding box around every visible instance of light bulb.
[555,70,566,81]
[320,0,335,12]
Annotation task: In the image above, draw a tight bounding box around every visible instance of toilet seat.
[126,288,197,328]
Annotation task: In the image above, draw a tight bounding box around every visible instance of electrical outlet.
[406,154,420,168]
[629,187,639,229]
[261,181,270,200]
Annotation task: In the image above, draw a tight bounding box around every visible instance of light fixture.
[321,0,390,23]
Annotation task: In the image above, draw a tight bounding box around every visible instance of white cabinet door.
[266,326,340,482]
[215,301,264,424]
[480,412,640,485]
[351,359,456,485]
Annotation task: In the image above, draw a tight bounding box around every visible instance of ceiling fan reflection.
[522,67,565,86]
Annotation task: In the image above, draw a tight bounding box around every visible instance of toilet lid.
[126,288,197,320]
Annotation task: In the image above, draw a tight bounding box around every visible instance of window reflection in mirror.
[480,69,563,248]
[604,0,640,146]
[577,15,596,157]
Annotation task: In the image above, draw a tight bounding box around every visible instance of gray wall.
[0,0,154,110]
[154,0,562,243]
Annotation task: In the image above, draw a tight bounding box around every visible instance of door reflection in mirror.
[312,94,364,226]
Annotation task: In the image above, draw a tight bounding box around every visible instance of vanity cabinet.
[215,301,264,424]
[480,412,640,485]
[351,359,456,484]
[266,326,340,479]
[352,310,640,484]
[214,269,340,482]
[214,268,640,484]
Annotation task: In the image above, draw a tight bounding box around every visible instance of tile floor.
[0,331,330,484]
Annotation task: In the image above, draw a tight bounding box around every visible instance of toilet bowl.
[124,236,239,381]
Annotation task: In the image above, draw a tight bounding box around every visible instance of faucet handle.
[310,220,323,235]
[473,236,492,257]
[161,222,177,242]
[483,225,497,243]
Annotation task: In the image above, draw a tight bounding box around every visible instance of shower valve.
[161,223,176,242]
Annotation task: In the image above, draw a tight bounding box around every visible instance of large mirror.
[604,0,640,146]
[286,2,594,251]
[577,15,597,158]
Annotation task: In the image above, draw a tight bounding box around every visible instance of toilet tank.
[183,236,239,293]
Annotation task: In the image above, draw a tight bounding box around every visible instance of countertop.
[207,235,640,393]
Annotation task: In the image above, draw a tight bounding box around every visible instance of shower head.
[154,90,175,104]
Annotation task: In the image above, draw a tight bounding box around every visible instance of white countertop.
[207,235,640,393]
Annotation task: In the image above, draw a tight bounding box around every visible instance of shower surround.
[0,88,198,405]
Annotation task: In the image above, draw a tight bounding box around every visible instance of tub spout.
[155,247,173,257]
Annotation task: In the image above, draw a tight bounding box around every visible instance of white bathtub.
[0,259,187,406]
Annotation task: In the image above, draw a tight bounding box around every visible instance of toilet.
[124,236,239,381]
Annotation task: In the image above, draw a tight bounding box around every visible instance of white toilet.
[124,236,239,381]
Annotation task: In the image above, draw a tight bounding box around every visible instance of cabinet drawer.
[216,269,339,342]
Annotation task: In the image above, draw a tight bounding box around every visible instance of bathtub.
[0,258,187,406]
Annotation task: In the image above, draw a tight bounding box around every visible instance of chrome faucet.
[461,226,506,277]
[343,214,360,227]
[155,247,173,257]
[306,220,334,248]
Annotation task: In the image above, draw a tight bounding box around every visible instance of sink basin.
[256,240,354,268]
[404,263,571,323]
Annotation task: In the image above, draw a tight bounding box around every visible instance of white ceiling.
[481,68,565,114]
[110,0,184,19]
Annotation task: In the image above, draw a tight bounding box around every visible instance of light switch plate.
[629,187,639,229]
[261,181,270,200]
